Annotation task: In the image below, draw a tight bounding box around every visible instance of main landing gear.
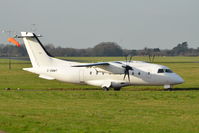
[113,88,121,91]
[103,87,109,91]
[103,87,121,91]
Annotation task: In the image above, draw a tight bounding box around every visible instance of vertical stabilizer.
[21,32,52,67]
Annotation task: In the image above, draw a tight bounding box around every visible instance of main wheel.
[114,88,121,91]
[103,87,109,91]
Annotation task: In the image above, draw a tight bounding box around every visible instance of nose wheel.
[164,84,172,89]
[164,85,173,91]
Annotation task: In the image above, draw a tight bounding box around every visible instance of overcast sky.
[0,0,198,49]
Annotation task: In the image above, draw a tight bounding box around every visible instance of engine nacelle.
[111,82,129,88]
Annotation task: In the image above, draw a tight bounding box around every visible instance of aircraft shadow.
[163,88,199,91]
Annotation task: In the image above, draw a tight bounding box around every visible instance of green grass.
[0,91,199,133]
[0,56,199,133]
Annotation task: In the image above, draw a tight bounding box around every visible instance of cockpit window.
[158,69,164,73]
[165,69,173,73]
[157,69,173,73]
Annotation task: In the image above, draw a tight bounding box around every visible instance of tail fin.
[20,32,52,67]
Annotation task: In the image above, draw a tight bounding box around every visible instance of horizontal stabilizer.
[23,68,37,73]
[15,32,42,38]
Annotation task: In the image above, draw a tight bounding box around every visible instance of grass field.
[1,91,199,133]
[0,56,199,133]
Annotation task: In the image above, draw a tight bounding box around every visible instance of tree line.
[0,41,198,57]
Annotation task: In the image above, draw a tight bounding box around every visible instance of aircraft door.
[145,71,152,82]
[146,72,151,78]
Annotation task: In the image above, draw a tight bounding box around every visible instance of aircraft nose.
[174,74,184,84]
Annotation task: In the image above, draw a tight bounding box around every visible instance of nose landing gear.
[164,84,173,91]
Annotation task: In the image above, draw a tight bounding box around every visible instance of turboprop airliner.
[15,32,184,91]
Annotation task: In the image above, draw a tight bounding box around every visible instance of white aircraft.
[16,32,184,91]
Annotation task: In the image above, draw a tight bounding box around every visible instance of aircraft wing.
[72,62,124,74]
[72,62,110,67]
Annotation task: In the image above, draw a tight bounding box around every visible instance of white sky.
[0,0,198,49]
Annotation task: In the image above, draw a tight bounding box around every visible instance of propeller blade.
[123,65,133,82]
[127,70,130,82]
[123,56,133,82]
[123,69,127,80]
[126,65,133,71]
[123,73,126,80]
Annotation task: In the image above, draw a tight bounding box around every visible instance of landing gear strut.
[164,85,173,91]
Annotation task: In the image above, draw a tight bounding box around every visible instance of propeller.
[122,55,133,82]
[148,54,155,62]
